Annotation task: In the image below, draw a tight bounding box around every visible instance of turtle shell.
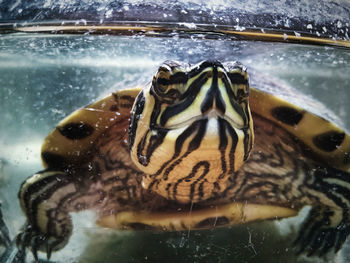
[40,72,350,174]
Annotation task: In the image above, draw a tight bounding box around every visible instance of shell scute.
[40,87,142,168]
[58,122,95,140]
[270,106,304,126]
[312,131,346,152]
[250,86,350,172]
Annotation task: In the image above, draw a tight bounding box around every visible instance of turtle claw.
[31,246,38,262]
[16,224,58,262]
[46,243,52,260]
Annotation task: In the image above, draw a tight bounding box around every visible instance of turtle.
[5,60,350,260]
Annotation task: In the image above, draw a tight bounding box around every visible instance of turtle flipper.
[294,207,350,256]
[0,204,26,263]
[17,170,73,260]
[295,166,350,256]
[17,169,105,260]
[0,203,11,248]
[0,239,26,263]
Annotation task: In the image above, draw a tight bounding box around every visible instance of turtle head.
[129,60,253,203]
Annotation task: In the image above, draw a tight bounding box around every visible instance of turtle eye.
[224,61,249,103]
[152,61,188,104]
[154,66,172,93]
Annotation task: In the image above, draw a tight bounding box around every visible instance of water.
[0,33,349,262]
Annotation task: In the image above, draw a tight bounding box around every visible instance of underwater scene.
[0,1,350,263]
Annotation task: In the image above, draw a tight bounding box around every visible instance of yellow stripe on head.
[129,60,254,203]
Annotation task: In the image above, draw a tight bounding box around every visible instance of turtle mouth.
[164,109,243,130]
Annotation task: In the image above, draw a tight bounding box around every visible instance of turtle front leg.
[17,169,105,260]
[0,203,27,263]
[295,206,350,256]
[0,203,11,248]
[296,166,350,256]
